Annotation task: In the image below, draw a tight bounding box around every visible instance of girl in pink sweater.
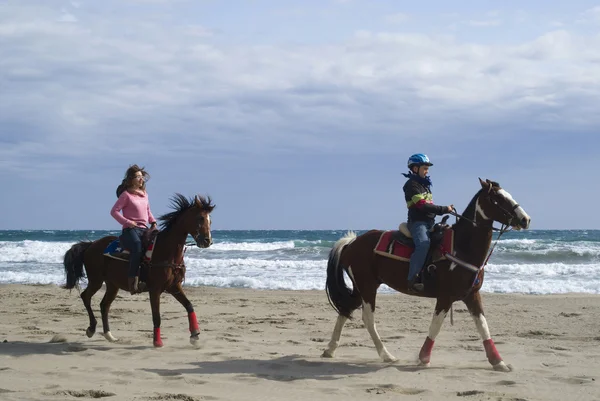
[110,164,157,294]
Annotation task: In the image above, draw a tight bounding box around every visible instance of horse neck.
[453,195,494,267]
[155,224,188,264]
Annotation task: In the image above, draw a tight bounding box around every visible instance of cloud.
[58,10,77,23]
[384,13,409,24]
[582,6,600,21]
[1,2,600,178]
[467,19,502,27]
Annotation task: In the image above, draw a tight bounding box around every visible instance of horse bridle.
[450,193,522,231]
[490,197,522,228]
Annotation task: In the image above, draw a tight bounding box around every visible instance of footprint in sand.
[496,380,517,386]
[153,370,183,377]
[456,390,485,397]
[366,384,426,395]
[147,393,219,401]
[549,376,595,385]
[48,390,116,398]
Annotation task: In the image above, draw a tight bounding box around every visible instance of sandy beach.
[0,284,598,401]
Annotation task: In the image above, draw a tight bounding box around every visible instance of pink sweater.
[110,190,156,229]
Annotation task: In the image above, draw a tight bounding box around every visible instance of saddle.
[103,229,158,265]
[374,216,453,266]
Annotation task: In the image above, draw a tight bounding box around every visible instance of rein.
[449,210,511,232]
[146,242,197,270]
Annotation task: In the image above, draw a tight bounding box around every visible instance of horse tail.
[325,231,361,318]
[63,241,92,289]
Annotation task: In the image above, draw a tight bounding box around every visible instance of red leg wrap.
[419,337,435,364]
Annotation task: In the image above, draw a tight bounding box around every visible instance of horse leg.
[360,289,397,362]
[99,282,119,342]
[149,289,163,347]
[80,279,103,338]
[321,314,348,358]
[463,291,510,372]
[168,283,201,347]
[418,298,451,366]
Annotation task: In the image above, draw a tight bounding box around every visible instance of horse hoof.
[102,332,118,342]
[321,350,334,358]
[418,361,431,368]
[493,361,512,372]
[86,328,95,338]
[190,335,202,348]
[382,356,398,363]
[154,340,164,348]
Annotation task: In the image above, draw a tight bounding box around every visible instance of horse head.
[187,195,215,248]
[158,194,216,248]
[476,178,531,230]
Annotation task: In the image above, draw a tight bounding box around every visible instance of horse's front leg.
[149,289,164,347]
[463,291,510,372]
[168,283,201,346]
[418,298,451,366]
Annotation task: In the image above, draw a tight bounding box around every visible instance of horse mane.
[158,193,215,232]
[452,189,483,230]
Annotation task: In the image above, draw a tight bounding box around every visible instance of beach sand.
[0,284,599,401]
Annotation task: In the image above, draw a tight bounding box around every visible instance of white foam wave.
[482,276,600,294]
[0,270,66,285]
[498,239,538,245]
[209,241,295,251]
[486,262,600,276]
[0,241,73,263]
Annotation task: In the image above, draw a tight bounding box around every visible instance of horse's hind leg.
[418,298,451,366]
[321,314,349,358]
[168,283,201,347]
[463,291,510,372]
[99,282,120,342]
[360,287,397,362]
[80,278,103,338]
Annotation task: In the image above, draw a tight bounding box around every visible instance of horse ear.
[479,178,492,193]
[194,195,202,208]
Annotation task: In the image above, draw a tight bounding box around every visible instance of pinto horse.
[323,179,531,371]
[62,194,215,347]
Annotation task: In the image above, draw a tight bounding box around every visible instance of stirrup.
[408,277,424,292]
[128,277,141,295]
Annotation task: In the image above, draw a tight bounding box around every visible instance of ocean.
[0,229,599,294]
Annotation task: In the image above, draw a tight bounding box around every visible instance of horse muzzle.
[511,215,531,231]
[196,237,213,248]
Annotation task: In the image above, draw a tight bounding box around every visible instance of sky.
[1,0,599,230]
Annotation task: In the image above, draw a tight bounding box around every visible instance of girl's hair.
[116,164,150,197]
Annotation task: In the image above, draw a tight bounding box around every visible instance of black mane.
[452,189,483,229]
[158,194,214,232]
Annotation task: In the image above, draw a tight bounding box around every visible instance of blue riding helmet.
[407,153,433,168]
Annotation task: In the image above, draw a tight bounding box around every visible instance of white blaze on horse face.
[428,309,448,340]
[497,189,530,229]
[472,313,491,340]
[475,198,490,222]
[206,214,212,241]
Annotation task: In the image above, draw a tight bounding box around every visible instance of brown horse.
[62,194,215,347]
[322,178,531,371]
